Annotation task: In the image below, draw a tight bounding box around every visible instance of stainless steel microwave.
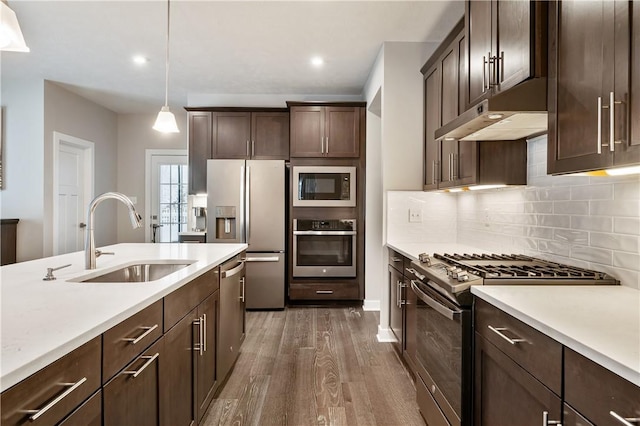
[293,166,356,207]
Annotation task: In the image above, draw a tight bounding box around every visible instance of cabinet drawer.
[58,389,102,426]
[103,299,163,382]
[388,248,411,273]
[164,267,219,331]
[0,336,101,426]
[289,282,359,300]
[474,298,562,395]
[565,348,640,426]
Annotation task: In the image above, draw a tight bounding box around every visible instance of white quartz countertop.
[0,242,247,392]
[386,241,487,262]
[472,286,640,387]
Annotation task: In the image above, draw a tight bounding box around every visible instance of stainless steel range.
[407,252,619,426]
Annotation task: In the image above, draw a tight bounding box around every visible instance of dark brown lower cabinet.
[403,274,417,371]
[474,334,562,426]
[563,404,594,426]
[388,263,404,349]
[104,338,163,426]
[196,291,219,422]
[161,310,198,426]
[58,390,102,426]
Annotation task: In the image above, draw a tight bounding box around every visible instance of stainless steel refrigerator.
[206,159,285,309]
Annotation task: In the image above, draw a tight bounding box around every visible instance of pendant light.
[153,0,179,133]
[0,1,30,52]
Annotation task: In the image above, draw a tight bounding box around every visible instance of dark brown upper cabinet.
[422,20,465,191]
[188,111,212,195]
[186,108,289,194]
[465,0,547,110]
[289,103,362,158]
[547,1,640,175]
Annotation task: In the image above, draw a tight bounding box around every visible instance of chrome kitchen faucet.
[85,192,142,269]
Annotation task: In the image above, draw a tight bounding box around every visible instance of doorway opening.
[145,149,188,242]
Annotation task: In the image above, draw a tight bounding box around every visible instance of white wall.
[362,42,437,336]
[43,81,119,257]
[0,78,45,261]
[116,113,187,243]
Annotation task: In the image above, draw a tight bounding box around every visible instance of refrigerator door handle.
[239,165,246,243]
[244,256,280,262]
[246,165,251,243]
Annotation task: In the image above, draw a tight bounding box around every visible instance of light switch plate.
[409,208,422,223]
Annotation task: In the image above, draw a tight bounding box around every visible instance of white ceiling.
[2,1,464,114]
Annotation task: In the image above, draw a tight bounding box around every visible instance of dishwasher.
[218,254,246,382]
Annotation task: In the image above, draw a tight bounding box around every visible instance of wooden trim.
[184,107,288,113]
[420,18,465,74]
[285,101,366,108]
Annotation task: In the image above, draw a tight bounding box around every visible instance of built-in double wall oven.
[292,219,356,278]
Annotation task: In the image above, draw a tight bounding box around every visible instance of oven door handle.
[293,230,356,236]
[411,280,462,321]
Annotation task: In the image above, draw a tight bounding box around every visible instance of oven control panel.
[295,219,356,231]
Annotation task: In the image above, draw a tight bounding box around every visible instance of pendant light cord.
[164,0,170,107]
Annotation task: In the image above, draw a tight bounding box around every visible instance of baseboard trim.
[363,299,380,311]
[377,325,397,343]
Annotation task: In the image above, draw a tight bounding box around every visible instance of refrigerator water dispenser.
[214,206,236,240]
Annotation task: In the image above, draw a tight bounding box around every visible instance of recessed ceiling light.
[311,56,324,67]
[133,55,149,65]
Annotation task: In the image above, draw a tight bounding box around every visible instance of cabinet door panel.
[104,339,162,426]
[439,140,457,188]
[188,112,211,194]
[496,0,532,91]
[474,334,562,426]
[325,107,360,157]
[456,141,478,186]
[58,390,102,426]
[196,291,219,422]
[212,112,251,159]
[290,107,324,157]
[388,264,403,350]
[424,66,441,190]
[564,404,594,426]
[161,311,197,426]
[467,0,492,108]
[441,47,459,126]
[548,1,613,173]
[251,112,289,160]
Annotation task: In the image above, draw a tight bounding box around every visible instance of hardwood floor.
[202,307,425,426]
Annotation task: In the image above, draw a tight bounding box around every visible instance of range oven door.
[292,230,356,277]
[411,279,472,426]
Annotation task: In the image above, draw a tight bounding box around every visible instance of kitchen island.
[0,242,246,393]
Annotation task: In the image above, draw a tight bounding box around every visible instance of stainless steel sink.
[77,261,193,283]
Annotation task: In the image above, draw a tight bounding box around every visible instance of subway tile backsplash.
[387,136,640,289]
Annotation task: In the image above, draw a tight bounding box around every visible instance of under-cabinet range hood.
[435,78,548,142]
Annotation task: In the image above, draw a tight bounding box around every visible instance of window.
[157,164,188,242]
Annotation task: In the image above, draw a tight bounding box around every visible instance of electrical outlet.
[409,208,422,223]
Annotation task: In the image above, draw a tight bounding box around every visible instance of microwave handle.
[410,280,462,321]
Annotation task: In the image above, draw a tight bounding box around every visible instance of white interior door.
[53,133,94,255]
[150,154,188,243]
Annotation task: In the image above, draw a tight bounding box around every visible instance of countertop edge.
[0,243,247,392]
[471,287,640,388]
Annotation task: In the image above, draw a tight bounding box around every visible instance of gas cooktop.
[408,252,619,306]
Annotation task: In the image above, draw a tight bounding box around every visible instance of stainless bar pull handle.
[542,411,562,426]
[610,91,616,152]
[432,160,436,185]
[239,166,245,242]
[251,140,255,157]
[316,290,333,294]
[222,261,245,278]
[321,137,324,154]
[483,55,487,92]
[452,153,457,180]
[246,166,251,243]
[193,317,203,354]
[240,277,246,302]
[245,256,280,262]
[202,313,207,353]
[488,325,527,345]
[598,96,604,154]
[246,140,250,157]
[326,137,329,154]
[610,411,640,426]
[123,353,159,378]
[122,324,158,344]
[396,280,401,308]
[499,51,504,84]
[450,153,454,180]
[24,377,88,421]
